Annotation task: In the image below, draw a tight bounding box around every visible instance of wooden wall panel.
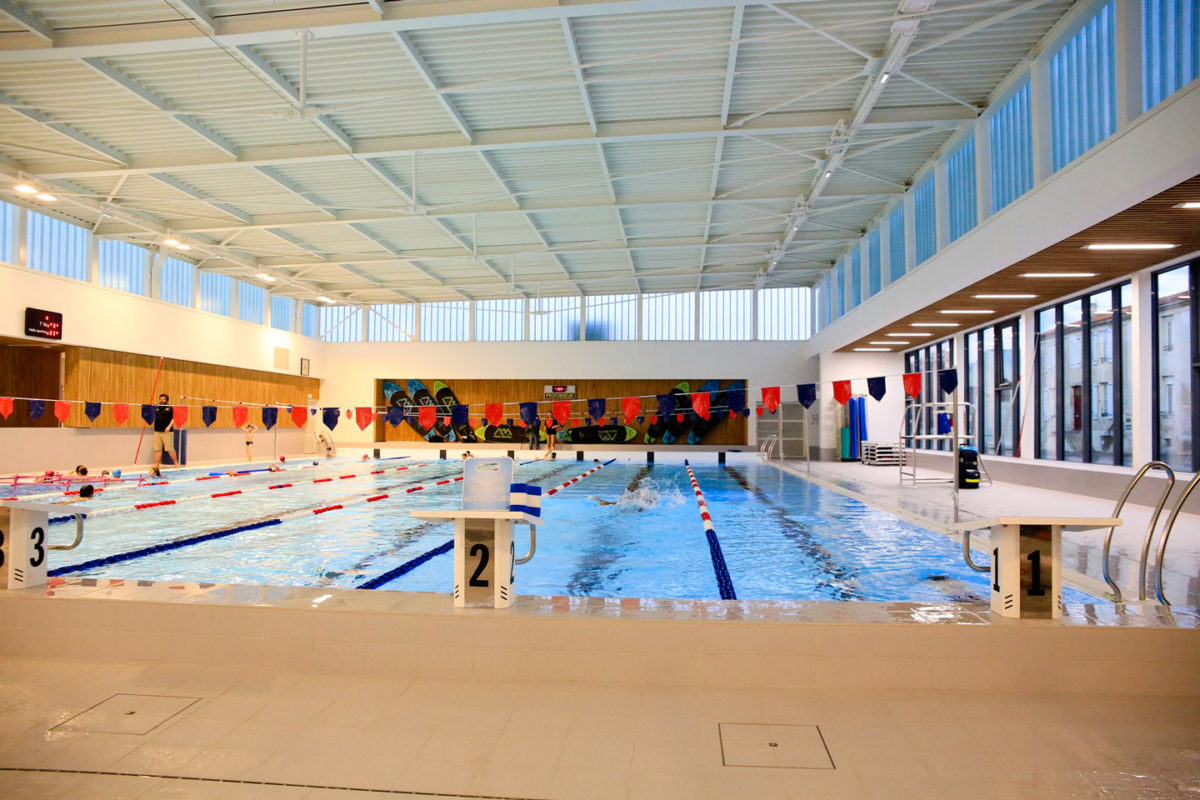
[61,347,320,429]
[0,343,61,428]
[374,378,748,446]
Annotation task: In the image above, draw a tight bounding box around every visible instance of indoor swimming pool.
[35,455,1096,603]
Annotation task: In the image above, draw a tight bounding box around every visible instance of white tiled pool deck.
[0,455,1197,799]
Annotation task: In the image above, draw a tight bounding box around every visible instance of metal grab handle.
[1154,471,1199,606]
[961,528,990,573]
[1101,461,1174,601]
[48,512,86,551]
[514,526,536,565]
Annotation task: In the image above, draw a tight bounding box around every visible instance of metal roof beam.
[147,173,251,224]
[392,31,473,141]
[907,0,1057,59]
[171,0,217,35]
[0,90,127,165]
[561,18,597,134]
[719,4,745,127]
[0,0,53,43]
[232,44,353,151]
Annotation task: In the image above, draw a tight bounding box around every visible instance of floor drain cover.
[719,723,835,769]
[51,694,200,735]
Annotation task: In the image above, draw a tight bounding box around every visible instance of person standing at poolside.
[151,394,177,477]
[242,423,258,462]
[543,416,559,457]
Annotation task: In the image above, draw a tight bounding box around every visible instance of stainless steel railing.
[1154,470,1199,606]
[1101,461,1175,602]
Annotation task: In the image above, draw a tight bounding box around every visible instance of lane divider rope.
[684,459,737,600]
[544,458,615,496]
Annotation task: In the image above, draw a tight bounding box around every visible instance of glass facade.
[1153,263,1196,471]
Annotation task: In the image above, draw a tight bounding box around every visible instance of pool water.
[37,455,1095,603]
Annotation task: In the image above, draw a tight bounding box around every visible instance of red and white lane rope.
[544,458,615,496]
[684,460,737,600]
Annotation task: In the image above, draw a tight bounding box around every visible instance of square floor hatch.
[51,694,200,735]
[719,723,835,769]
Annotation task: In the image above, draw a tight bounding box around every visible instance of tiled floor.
[0,657,1198,800]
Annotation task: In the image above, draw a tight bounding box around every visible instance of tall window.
[833,261,846,318]
[946,136,977,242]
[699,289,752,340]
[963,318,1021,457]
[301,303,318,338]
[1153,262,1196,471]
[585,294,636,340]
[475,299,525,341]
[912,175,937,265]
[271,295,295,332]
[98,239,147,295]
[905,339,956,451]
[848,248,863,309]
[238,281,265,325]
[757,287,810,340]
[421,301,469,341]
[866,228,882,297]
[1036,308,1059,459]
[642,292,694,340]
[198,272,232,316]
[1050,2,1117,170]
[529,296,581,341]
[1143,0,1200,110]
[989,82,1034,212]
[320,305,362,342]
[27,211,86,280]
[887,205,905,282]
[161,257,194,307]
[0,200,14,263]
[367,303,415,341]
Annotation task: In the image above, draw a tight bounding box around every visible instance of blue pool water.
[37,455,1095,603]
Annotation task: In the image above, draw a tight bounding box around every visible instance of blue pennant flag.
[727,388,747,416]
[867,376,887,402]
[261,406,278,430]
[451,404,469,426]
[29,399,44,420]
[202,406,217,427]
[519,402,538,427]
[656,393,675,420]
[795,384,816,409]
[587,398,606,422]
[386,407,404,427]
[84,401,101,422]
[938,368,959,396]
[322,407,340,430]
[140,403,155,425]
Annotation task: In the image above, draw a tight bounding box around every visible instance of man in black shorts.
[152,393,177,477]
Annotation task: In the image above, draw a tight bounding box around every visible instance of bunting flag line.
[140,404,154,426]
[518,401,538,427]
[938,368,959,396]
[385,407,403,427]
[833,380,851,405]
[656,393,675,420]
[418,405,437,430]
[867,376,887,402]
[353,407,373,431]
[112,403,129,425]
[172,406,189,428]
[231,406,249,428]
[587,398,606,423]
[691,391,710,421]
[726,388,746,417]
[622,396,641,424]
[796,383,817,409]
[903,372,922,399]
[322,407,340,430]
[85,401,101,422]
[261,406,278,430]
[761,386,780,413]
[485,403,503,427]
[30,400,45,420]
[203,406,218,428]
[451,404,469,427]
[552,400,571,426]
[291,405,309,429]
[54,400,70,423]
[0,397,12,419]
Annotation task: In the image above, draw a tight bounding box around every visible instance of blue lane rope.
[47,519,283,577]
[359,539,454,590]
[684,459,737,600]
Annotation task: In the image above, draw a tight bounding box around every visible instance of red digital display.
[25,307,62,340]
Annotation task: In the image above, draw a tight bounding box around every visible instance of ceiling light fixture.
[163,238,180,247]
[880,72,890,84]
[1021,272,1098,278]
[888,331,931,337]
[853,347,891,352]
[1172,202,1200,209]
[824,171,832,179]
[33,193,56,202]
[1083,243,1177,251]
[938,309,994,315]
[256,272,276,282]
[14,183,37,194]
[175,243,191,251]
[974,293,1036,299]
[870,340,905,345]
[911,322,959,327]
[316,296,334,304]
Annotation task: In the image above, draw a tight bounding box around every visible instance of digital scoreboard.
[24,307,62,340]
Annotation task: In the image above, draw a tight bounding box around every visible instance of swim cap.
[279,456,286,462]
[112,468,122,478]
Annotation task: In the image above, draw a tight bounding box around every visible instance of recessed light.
[14,184,37,194]
[256,272,276,282]
[853,347,891,352]
[164,238,180,247]
[316,296,333,303]
[824,171,831,179]
[879,72,890,84]
[889,331,931,337]
[939,309,994,315]
[1021,272,1097,278]
[175,243,191,251]
[911,322,959,327]
[974,294,1036,299]
[1083,243,1176,251]
[870,340,906,345]
[1172,202,1200,209]
[34,193,56,202]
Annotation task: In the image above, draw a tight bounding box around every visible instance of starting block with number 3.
[0,501,90,591]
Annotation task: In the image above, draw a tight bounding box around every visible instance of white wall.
[816,352,907,456]
[0,262,326,378]
[319,340,816,445]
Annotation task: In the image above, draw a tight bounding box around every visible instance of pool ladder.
[758,435,779,460]
[1101,462,1199,606]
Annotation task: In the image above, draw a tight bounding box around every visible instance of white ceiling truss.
[0,0,1076,304]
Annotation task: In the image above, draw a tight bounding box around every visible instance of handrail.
[48,511,86,551]
[1154,470,1199,606]
[960,528,990,572]
[758,435,778,460]
[1101,461,1174,601]
[514,527,536,565]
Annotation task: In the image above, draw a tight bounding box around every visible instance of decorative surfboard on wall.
[408,379,457,443]
[434,380,477,443]
[664,379,717,444]
[687,379,744,445]
[556,424,638,445]
[474,424,539,444]
[645,381,694,444]
[383,380,434,440]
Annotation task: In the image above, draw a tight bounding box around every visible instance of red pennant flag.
[442,416,451,426]
[485,403,503,427]
[761,386,780,413]
[552,401,571,426]
[418,405,436,429]
[54,401,70,423]
[291,406,309,428]
[675,413,684,422]
[173,406,189,428]
[622,396,641,424]
[691,392,710,421]
[345,409,352,418]
[113,403,129,425]
[756,407,763,416]
[833,380,852,405]
[0,397,12,419]
[231,406,249,428]
[355,407,374,430]
[903,372,922,398]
